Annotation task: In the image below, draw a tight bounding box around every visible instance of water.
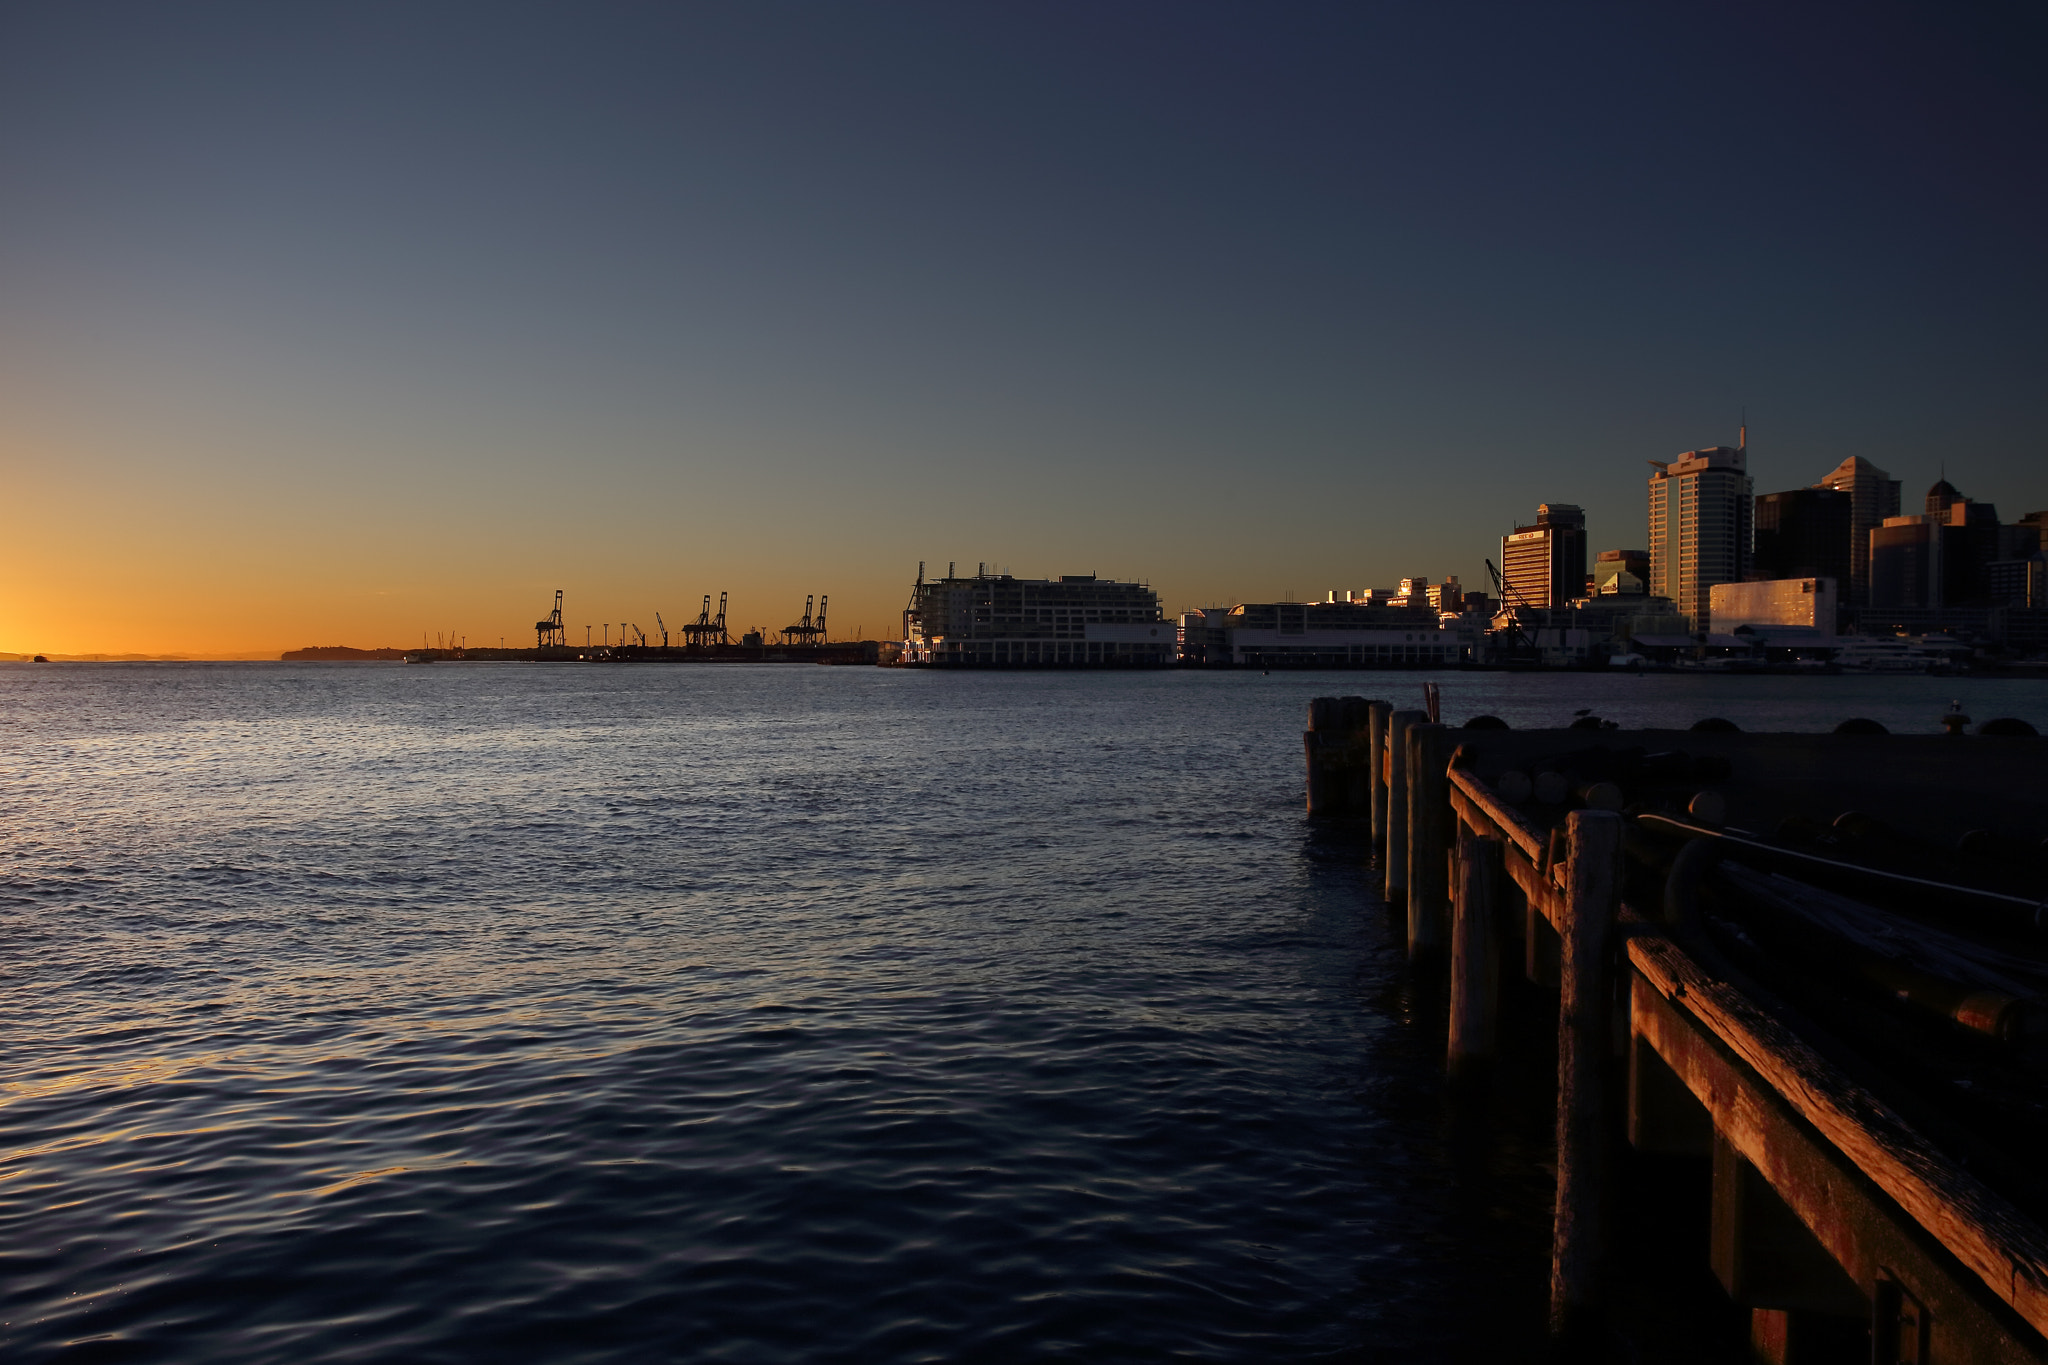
[1,664,2041,1364]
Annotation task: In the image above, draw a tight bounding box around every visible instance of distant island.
[281,646,409,661]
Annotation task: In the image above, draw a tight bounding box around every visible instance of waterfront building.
[1178,599,1452,668]
[1500,504,1586,612]
[1753,486,1853,587]
[903,569,1172,667]
[1814,456,1901,607]
[1647,439,1753,631]
[1709,578,1838,637]
[1426,576,1463,613]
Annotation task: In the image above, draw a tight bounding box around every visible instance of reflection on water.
[0,664,2037,1362]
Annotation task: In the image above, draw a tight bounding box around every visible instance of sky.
[3,1,2044,655]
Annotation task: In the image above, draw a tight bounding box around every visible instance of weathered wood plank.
[1448,766,1544,861]
[1630,930,2048,1344]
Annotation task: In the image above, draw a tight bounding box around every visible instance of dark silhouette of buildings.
[1754,486,1852,587]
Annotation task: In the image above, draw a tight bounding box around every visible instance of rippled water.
[1,663,2040,1363]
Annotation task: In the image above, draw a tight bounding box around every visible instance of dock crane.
[1484,557,1538,655]
[904,562,923,647]
[536,590,566,648]
[782,594,828,645]
[655,612,668,648]
[682,591,730,647]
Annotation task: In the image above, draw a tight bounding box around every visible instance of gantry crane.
[782,595,827,645]
[536,590,566,648]
[681,591,730,647]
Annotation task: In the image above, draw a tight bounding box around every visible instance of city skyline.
[4,3,2045,656]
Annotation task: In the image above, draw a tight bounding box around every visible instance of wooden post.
[1406,722,1451,959]
[1305,697,1372,819]
[1449,824,1501,1075]
[1551,808,1622,1339]
[1383,709,1426,905]
[1368,701,1391,850]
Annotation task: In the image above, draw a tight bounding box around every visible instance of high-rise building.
[1814,456,1901,607]
[1647,438,1753,630]
[1869,480,2002,608]
[1500,503,1587,612]
[1753,486,1852,587]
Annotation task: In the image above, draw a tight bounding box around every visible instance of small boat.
[32,654,49,663]
[402,651,435,664]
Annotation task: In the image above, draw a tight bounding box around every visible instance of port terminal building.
[903,570,1175,667]
[1178,599,1461,668]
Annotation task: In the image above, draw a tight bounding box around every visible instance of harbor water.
[2,664,2042,1363]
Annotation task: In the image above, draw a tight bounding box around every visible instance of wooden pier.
[1306,700,2048,1362]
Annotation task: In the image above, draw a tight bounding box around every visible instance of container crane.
[535,590,566,648]
[655,612,668,648]
[782,595,826,645]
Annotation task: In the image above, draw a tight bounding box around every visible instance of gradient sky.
[4,1,2044,655]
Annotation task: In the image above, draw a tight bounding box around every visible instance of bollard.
[1550,808,1623,1339]
[1368,701,1392,850]
[1405,722,1452,959]
[1448,824,1501,1076]
[1383,709,1427,905]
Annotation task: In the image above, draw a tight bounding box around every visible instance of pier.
[1307,700,2048,1361]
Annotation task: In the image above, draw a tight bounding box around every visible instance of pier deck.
[1307,705,2048,1361]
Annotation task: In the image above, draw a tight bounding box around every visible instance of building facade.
[1647,442,1753,630]
[1815,456,1901,607]
[1500,503,1587,612]
[1869,481,2003,609]
[1708,578,1838,635]
[1178,600,1452,668]
[1753,486,1853,587]
[904,571,1173,666]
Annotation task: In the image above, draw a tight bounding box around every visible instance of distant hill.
[281,646,408,661]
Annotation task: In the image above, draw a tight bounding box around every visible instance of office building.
[1753,486,1852,587]
[1869,480,2002,609]
[1592,549,1650,596]
[1500,503,1587,612]
[904,569,1172,666]
[1647,439,1753,630]
[1814,456,1901,607]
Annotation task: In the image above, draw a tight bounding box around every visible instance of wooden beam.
[1630,931,2048,1349]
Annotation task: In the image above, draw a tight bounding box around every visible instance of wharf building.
[1178,598,1457,668]
[902,568,1174,667]
[1647,438,1753,631]
[1500,504,1586,612]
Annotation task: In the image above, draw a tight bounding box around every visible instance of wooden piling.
[1368,701,1391,850]
[1551,808,1622,1338]
[1383,709,1426,905]
[1405,722,1451,959]
[1449,824,1501,1076]
[1305,697,1374,818]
